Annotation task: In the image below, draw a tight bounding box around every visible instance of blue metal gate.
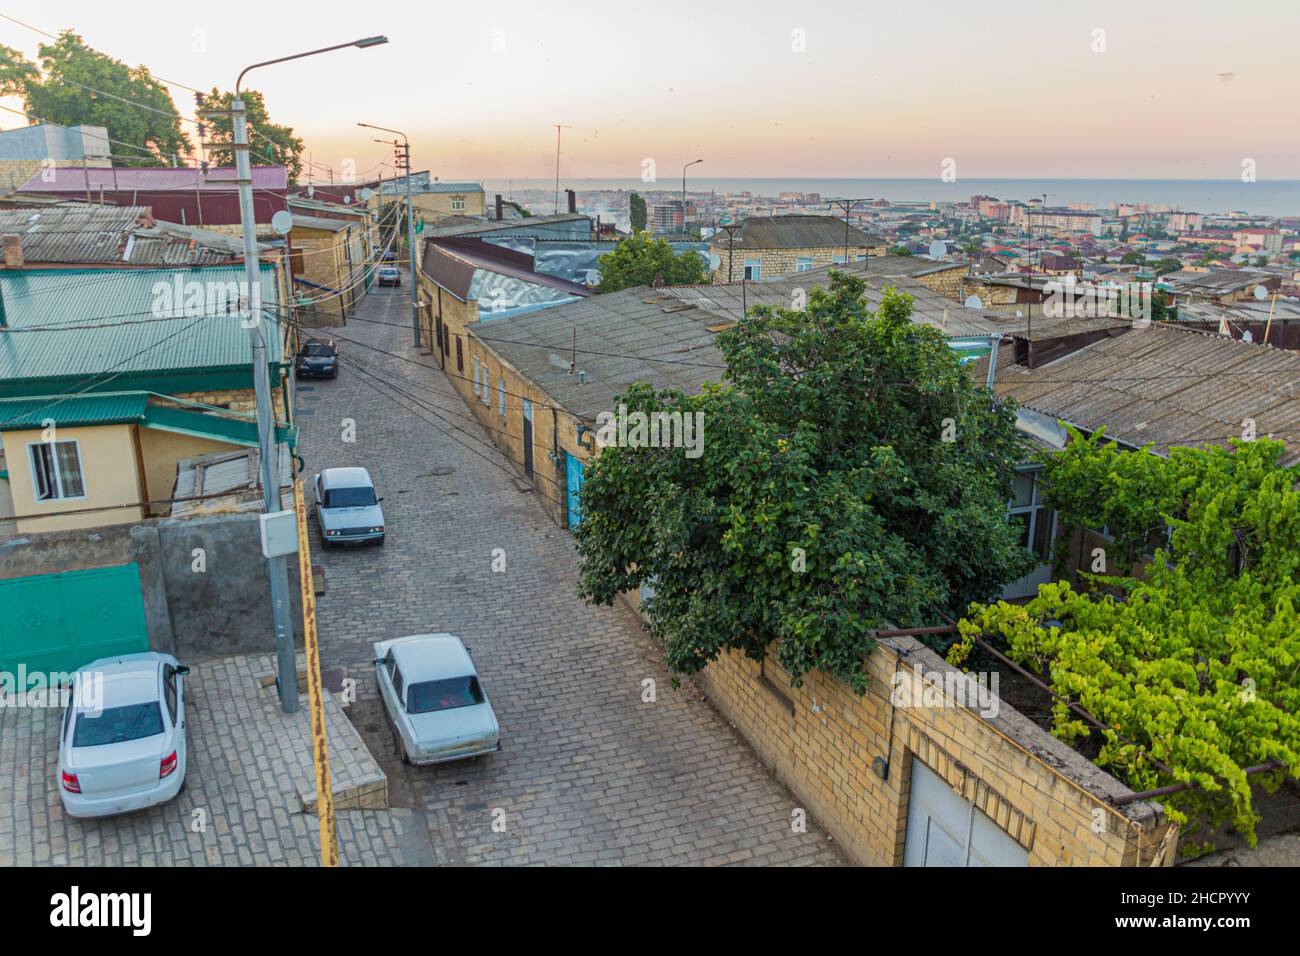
[565,452,585,529]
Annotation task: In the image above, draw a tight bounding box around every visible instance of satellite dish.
[927,240,946,260]
[964,295,983,310]
[271,210,294,236]
[1254,284,1269,301]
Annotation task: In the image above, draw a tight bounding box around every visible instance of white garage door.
[903,758,1029,867]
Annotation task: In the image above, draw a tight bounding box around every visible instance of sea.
[481,178,1300,219]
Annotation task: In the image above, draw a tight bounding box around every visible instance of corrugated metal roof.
[0,205,257,265]
[708,214,880,250]
[988,325,1300,465]
[470,288,724,421]
[0,266,281,385]
[0,392,148,430]
[18,166,287,192]
[421,213,591,240]
[423,182,483,194]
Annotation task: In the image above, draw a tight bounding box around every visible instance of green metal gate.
[0,564,149,676]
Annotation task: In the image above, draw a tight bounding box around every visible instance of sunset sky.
[3,0,1298,182]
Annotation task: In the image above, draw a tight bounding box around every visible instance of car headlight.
[369,527,383,533]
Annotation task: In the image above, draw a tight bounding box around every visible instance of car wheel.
[392,725,409,764]
[376,536,385,547]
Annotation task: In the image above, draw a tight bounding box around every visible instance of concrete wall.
[0,512,303,663]
[689,636,1175,866]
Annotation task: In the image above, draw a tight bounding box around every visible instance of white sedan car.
[373,634,501,765]
[58,652,189,818]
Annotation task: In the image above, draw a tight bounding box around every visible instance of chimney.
[495,193,504,221]
[2,234,23,269]
[566,188,577,214]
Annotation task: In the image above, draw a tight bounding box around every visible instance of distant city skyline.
[2,1,1299,181]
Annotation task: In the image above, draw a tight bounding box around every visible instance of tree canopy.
[595,233,708,292]
[576,274,1034,691]
[629,192,647,232]
[1,32,190,166]
[197,88,305,184]
[951,430,1300,851]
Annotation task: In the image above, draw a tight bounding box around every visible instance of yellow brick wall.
[910,265,966,299]
[712,244,876,283]
[691,638,1175,867]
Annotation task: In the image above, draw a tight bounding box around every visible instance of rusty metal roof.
[988,325,1300,464]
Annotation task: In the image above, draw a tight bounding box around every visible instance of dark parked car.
[377,266,402,287]
[296,340,338,379]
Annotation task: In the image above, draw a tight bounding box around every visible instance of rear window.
[73,703,164,747]
[303,343,336,357]
[407,676,485,715]
[325,486,376,508]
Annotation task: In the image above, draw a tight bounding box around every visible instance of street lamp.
[682,159,702,237]
[229,36,387,715]
[358,122,419,347]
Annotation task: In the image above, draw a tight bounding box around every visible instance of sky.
[2,1,1299,183]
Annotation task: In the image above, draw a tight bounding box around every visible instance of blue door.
[565,452,585,529]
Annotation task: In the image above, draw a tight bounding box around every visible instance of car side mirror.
[176,665,191,677]
[377,497,384,503]
[373,658,384,666]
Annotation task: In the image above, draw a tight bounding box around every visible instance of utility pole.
[826,197,871,271]
[720,221,742,289]
[552,124,570,214]
[226,36,388,715]
[359,123,419,346]
[682,159,702,237]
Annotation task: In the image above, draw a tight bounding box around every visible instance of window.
[324,486,376,508]
[743,259,761,281]
[73,703,164,747]
[832,254,847,264]
[481,364,490,405]
[163,666,178,724]
[30,440,85,501]
[796,257,814,272]
[456,337,463,372]
[406,676,485,715]
[498,378,506,418]
[1006,467,1056,562]
[451,197,466,212]
[473,356,481,396]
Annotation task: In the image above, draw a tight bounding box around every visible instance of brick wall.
[689,636,1175,867]
[711,244,875,283]
[910,264,966,299]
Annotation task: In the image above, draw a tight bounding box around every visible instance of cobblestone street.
[299,286,845,865]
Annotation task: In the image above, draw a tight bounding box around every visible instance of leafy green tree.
[889,245,914,257]
[596,233,707,292]
[197,88,304,184]
[629,192,647,232]
[1255,255,1270,267]
[7,32,189,166]
[952,432,1300,852]
[1154,258,1182,275]
[576,276,1034,691]
[1120,251,1146,265]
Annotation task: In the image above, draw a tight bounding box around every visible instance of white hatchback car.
[373,634,501,765]
[58,652,189,818]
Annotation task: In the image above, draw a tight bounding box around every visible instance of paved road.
[299,288,845,865]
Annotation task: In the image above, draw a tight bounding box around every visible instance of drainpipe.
[986,332,1003,390]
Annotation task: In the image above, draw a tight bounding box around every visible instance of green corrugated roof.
[0,266,282,388]
[0,393,149,431]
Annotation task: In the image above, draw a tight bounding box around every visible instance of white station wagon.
[373,634,501,765]
[58,652,189,818]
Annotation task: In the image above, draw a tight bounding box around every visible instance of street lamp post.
[682,159,702,237]
[358,122,419,347]
[231,36,387,714]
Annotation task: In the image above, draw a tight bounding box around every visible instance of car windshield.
[325,486,376,508]
[406,676,485,714]
[303,343,335,357]
[73,702,164,747]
